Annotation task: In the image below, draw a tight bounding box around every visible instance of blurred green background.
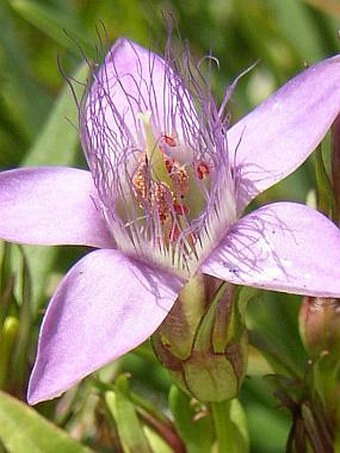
[0,0,339,452]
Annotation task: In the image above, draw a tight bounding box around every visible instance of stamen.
[196,162,210,180]
[132,153,149,200]
[83,41,238,277]
[130,124,207,255]
[162,133,177,147]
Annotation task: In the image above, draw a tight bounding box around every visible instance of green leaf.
[315,143,336,219]
[22,63,88,167]
[0,243,15,325]
[0,390,93,453]
[105,376,152,453]
[0,1,52,144]
[249,330,302,380]
[8,0,93,55]
[267,0,324,61]
[143,426,173,453]
[169,385,214,453]
[21,62,89,311]
[229,399,250,453]
[0,318,18,390]
[10,246,33,392]
[234,0,299,84]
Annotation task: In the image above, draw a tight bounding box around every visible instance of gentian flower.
[1,38,340,405]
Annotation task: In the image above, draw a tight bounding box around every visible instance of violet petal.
[83,38,194,156]
[228,55,340,211]
[0,167,113,248]
[27,249,183,404]
[201,202,340,297]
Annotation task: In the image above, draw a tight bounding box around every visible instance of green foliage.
[169,386,215,453]
[0,390,93,453]
[106,377,152,453]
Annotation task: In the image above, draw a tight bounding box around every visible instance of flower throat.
[115,111,214,275]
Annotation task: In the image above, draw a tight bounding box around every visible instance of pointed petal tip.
[27,382,66,406]
[229,54,340,210]
[27,249,183,404]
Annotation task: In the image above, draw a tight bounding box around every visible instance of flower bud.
[152,276,247,402]
[299,296,340,361]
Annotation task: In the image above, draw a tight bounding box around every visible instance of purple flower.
[1,38,340,404]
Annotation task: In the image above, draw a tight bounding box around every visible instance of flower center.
[102,110,237,278]
[109,112,219,274]
[130,112,211,249]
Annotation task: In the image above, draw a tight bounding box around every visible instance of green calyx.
[152,276,249,402]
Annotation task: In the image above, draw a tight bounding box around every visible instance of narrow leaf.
[8,0,93,55]
[105,376,152,453]
[0,390,93,453]
[249,330,302,380]
[315,145,336,218]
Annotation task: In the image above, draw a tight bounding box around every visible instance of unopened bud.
[299,296,340,361]
[152,276,247,402]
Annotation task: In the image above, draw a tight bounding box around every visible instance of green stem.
[314,357,339,430]
[211,400,236,453]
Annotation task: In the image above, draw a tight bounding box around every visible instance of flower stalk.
[211,400,237,453]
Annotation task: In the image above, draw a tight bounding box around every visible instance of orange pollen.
[151,182,173,222]
[196,162,210,180]
[132,155,149,200]
[163,134,177,147]
[171,164,189,196]
[165,157,175,174]
[131,150,192,233]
